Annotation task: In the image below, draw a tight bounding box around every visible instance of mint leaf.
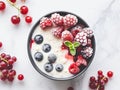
[64,41,72,47]
[70,48,76,56]
[73,42,80,48]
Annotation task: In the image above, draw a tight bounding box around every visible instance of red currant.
[20,5,28,14]
[90,76,96,82]
[0,1,6,11]
[2,69,8,76]
[107,71,113,78]
[12,56,17,62]
[0,42,2,48]
[9,0,16,3]
[11,15,20,24]
[8,59,14,65]
[18,74,24,80]
[7,76,14,82]
[25,16,32,23]
[98,70,103,75]
[1,53,6,58]
[103,77,108,83]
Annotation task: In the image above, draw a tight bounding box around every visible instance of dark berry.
[34,52,43,61]
[20,5,28,14]
[48,53,57,63]
[42,44,51,53]
[44,63,53,72]
[18,74,24,80]
[34,35,43,44]
[7,65,13,70]
[89,82,97,89]
[99,85,105,90]
[55,64,63,72]
[0,1,6,11]
[107,71,113,78]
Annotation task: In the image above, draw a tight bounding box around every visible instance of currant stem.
[7,0,20,10]
[0,56,8,63]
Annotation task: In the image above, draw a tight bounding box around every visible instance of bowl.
[27,11,96,81]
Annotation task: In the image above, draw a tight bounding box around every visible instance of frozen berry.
[20,5,28,14]
[71,25,82,37]
[83,28,93,38]
[52,26,64,38]
[11,15,20,24]
[25,16,32,23]
[75,56,87,66]
[34,52,43,61]
[18,74,24,80]
[63,14,78,27]
[55,64,63,72]
[42,44,51,53]
[40,17,53,29]
[0,1,6,11]
[34,35,43,44]
[44,63,53,72]
[48,53,57,63]
[81,47,93,58]
[74,31,87,46]
[107,71,113,78]
[69,63,80,74]
[61,30,73,41]
[51,13,64,26]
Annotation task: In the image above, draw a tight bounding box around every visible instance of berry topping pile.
[89,70,113,90]
[30,12,95,78]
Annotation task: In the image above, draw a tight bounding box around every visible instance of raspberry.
[69,63,80,74]
[71,25,82,37]
[75,56,87,66]
[63,14,78,27]
[74,31,87,46]
[83,28,93,38]
[52,26,64,38]
[51,13,64,26]
[81,47,93,58]
[61,30,73,41]
[40,17,53,29]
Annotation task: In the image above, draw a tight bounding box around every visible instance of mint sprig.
[64,41,80,56]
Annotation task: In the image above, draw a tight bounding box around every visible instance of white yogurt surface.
[31,26,74,78]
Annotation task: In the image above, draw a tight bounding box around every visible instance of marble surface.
[0,0,120,90]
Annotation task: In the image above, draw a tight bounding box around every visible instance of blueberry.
[34,35,43,44]
[44,63,53,72]
[48,53,57,63]
[42,44,51,53]
[34,52,43,61]
[55,64,63,72]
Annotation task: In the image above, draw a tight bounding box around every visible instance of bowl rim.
[27,11,96,81]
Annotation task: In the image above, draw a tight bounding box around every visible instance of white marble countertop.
[0,0,120,90]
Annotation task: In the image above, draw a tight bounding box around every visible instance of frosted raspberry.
[51,13,64,26]
[74,31,87,46]
[75,56,87,66]
[71,25,82,37]
[40,17,53,29]
[81,47,93,58]
[61,30,73,41]
[63,14,78,27]
[83,28,93,38]
[52,26,64,38]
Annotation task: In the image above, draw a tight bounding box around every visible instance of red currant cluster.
[0,0,32,24]
[0,53,24,81]
[89,70,113,90]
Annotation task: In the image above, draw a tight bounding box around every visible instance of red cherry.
[11,15,20,24]
[0,42,2,48]
[25,16,32,23]
[20,6,28,14]
[107,71,113,78]
[0,1,6,11]
[9,0,16,3]
[98,70,103,75]
[18,74,24,80]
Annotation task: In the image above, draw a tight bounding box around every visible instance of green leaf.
[70,48,76,56]
[64,41,72,47]
[73,42,80,48]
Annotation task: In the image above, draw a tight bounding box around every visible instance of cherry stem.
[7,0,20,11]
[0,56,8,63]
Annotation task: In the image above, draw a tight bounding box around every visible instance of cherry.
[0,1,6,11]
[98,70,103,75]
[0,42,2,48]
[11,15,20,24]
[107,71,113,78]
[25,16,32,23]
[20,5,28,14]
[18,74,24,80]
[9,0,16,3]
